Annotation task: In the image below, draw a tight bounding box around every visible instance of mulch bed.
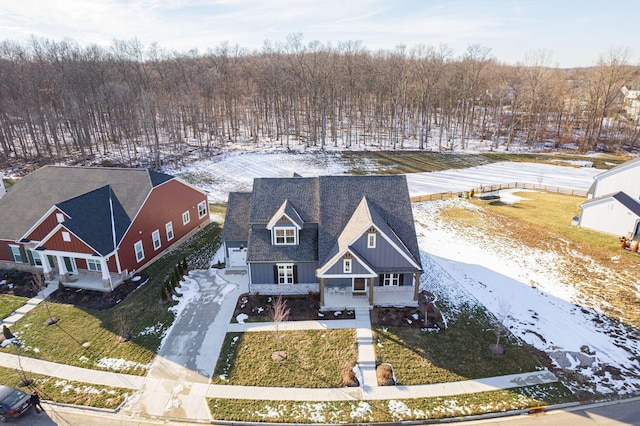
[47,272,150,311]
[232,293,355,322]
[0,269,39,298]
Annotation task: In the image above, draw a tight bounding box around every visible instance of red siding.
[0,239,13,261]
[43,228,95,255]
[27,209,67,241]
[117,179,208,273]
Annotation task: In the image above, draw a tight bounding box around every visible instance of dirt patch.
[370,291,441,328]
[47,273,150,311]
[0,270,39,298]
[232,293,355,322]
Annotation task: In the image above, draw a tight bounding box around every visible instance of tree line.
[0,35,638,170]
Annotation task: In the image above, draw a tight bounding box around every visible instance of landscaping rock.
[341,364,360,387]
[376,363,395,386]
[43,316,59,326]
[271,350,288,362]
[488,343,505,355]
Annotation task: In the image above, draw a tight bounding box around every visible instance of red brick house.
[0,166,209,291]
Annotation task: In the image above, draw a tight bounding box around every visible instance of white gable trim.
[267,212,302,230]
[20,205,69,242]
[317,248,376,278]
[348,224,421,270]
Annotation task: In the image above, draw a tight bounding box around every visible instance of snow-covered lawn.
[415,196,640,397]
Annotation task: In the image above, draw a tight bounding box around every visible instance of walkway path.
[1,282,57,326]
[354,307,377,388]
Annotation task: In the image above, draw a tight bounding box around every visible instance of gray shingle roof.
[55,185,130,255]
[249,177,318,223]
[318,175,421,269]
[247,228,318,262]
[221,192,252,241]
[0,166,167,242]
[613,191,640,217]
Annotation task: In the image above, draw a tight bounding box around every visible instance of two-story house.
[222,174,423,309]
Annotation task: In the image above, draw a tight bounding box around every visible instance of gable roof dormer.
[317,196,420,276]
[266,199,304,230]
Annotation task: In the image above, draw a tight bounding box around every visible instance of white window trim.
[152,229,161,250]
[56,213,65,223]
[343,259,352,273]
[166,221,174,241]
[273,226,297,245]
[383,273,400,286]
[86,258,102,271]
[197,201,207,219]
[134,240,145,262]
[30,249,43,266]
[367,233,376,248]
[9,245,24,263]
[62,231,71,242]
[277,263,294,284]
[182,210,191,225]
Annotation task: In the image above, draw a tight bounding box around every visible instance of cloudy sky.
[0,0,636,68]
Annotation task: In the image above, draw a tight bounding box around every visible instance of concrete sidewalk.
[1,282,58,326]
[0,351,144,389]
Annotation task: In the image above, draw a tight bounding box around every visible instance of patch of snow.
[317,311,324,317]
[334,311,342,317]
[236,313,248,324]
[95,358,151,372]
[132,275,142,282]
[0,338,17,347]
[257,307,264,313]
[353,364,363,388]
[350,401,372,419]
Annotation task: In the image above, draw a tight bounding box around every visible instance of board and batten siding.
[27,209,67,241]
[351,232,417,270]
[323,256,371,275]
[250,262,317,284]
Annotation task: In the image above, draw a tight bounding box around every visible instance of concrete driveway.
[119,268,247,422]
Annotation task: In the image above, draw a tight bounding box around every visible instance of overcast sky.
[0,0,637,68]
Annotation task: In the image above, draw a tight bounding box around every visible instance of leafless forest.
[1,35,639,170]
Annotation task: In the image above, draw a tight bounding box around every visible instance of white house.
[579,158,640,237]
[0,175,5,199]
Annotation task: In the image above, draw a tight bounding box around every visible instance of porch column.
[41,252,53,280]
[56,255,69,282]
[368,278,374,305]
[413,273,422,301]
[319,278,325,306]
[100,258,112,291]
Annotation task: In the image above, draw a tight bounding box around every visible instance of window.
[152,230,161,250]
[274,227,296,245]
[166,221,174,241]
[383,273,400,286]
[30,250,42,266]
[367,233,376,248]
[62,231,71,242]
[277,264,294,284]
[86,258,102,272]
[182,211,191,225]
[343,259,352,273]
[9,245,24,263]
[134,241,144,262]
[56,213,65,223]
[198,201,207,219]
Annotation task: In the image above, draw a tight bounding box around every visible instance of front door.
[353,278,366,295]
[63,257,77,275]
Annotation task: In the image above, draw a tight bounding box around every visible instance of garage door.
[228,247,247,267]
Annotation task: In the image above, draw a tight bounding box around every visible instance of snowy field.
[172,151,638,398]
[167,151,601,203]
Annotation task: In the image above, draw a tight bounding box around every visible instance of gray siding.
[326,278,352,287]
[324,256,370,275]
[250,261,318,284]
[352,233,416,269]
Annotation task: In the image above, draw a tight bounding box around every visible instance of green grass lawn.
[0,294,28,320]
[212,329,357,388]
[1,223,223,375]
[373,305,542,385]
[0,365,129,409]
[342,151,625,175]
[209,382,575,423]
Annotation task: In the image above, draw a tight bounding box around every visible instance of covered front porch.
[319,273,421,310]
[36,248,125,292]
